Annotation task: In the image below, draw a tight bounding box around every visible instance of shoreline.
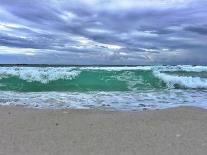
[0,106,207,155]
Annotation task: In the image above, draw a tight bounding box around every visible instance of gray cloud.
[0,0,207,65]
[185,25,207,35]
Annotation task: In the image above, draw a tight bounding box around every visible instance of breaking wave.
[0,66,206,91]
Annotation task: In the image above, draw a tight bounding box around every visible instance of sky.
[0,0,207,65]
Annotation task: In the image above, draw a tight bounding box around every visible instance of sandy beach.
[0,106,207,155]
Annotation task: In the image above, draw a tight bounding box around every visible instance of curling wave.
[0,66,206,91]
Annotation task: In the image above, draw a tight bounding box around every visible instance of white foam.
[0,67,80,83]
[153,65,207,72]
[0,90,207,111]
[81,66,152,71]
[153,71,207,89]
[83,65,207,72]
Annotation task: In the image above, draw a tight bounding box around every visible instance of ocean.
[0,65,207,111]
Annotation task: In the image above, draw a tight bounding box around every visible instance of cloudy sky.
[0,0,207,65]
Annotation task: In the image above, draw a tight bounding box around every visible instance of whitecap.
[153,71,207,89]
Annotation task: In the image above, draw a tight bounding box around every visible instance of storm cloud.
[0,0,207,65]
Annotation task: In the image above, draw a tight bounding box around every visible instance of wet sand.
[0,106,207,155]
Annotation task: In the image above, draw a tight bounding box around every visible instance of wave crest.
[0,67,80,83]
[153,71,207,89]
[0,66,207,91]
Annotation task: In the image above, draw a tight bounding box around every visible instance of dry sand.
[0,106,207,155]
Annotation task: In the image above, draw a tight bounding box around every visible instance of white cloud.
[86,28,112,34]
[59,11,77,21]
[68,36,123,50]
[66,0,195,10]
[0,46,37,55]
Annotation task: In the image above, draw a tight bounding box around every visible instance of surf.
[0,66,207,92]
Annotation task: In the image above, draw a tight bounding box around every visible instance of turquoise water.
[0,69,165,91]
[0,65,207,111]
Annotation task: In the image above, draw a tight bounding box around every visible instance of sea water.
[0,65,207,111]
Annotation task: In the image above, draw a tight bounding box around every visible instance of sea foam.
[0,67,80,83]
[153,71,207,89]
